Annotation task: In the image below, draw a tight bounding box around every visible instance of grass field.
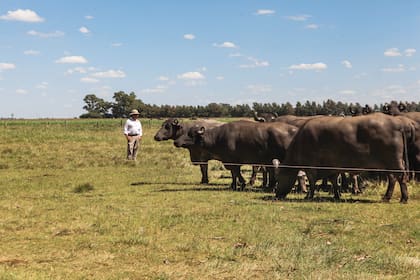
[0,119,419,279]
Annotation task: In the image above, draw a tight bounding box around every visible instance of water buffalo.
[174,120,298,191]
[273,113,416,203]
[154,118,223,184]
[253,111,278,122]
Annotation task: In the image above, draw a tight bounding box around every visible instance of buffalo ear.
[398,102,406,112]
[198,126,205,135]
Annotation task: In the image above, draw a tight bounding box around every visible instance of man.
[123,109,143,160]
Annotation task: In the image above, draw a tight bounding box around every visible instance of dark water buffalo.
[253,111,278,122]
[154,118,223,184]
[174,120,298,191]
[273,113,416,203]
[349,104,373,116]
[382,103,420,180]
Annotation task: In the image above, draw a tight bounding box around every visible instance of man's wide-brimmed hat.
[129,109,140,116]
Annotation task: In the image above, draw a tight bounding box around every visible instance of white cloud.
[183,34,195,40]
[216,76,225,80]
[91,70,126,78]
[285,15,311,21]
[79,26,90,34]
[255,9,275,16]
[305,24,319,29]
[23,49,40,55]
[16,89,27,95]
[177,71,205,80]
[111,42,123,47]
[27,30,64,38]
[66,67,88,74]
[36,82,48,89]
[213,42,238,48]
[85,15,94,20]
[158,76,169,81]
[404,48,416,57]
[0,9,44,22]
[0,63,16,71]
[381,64,405,72]
[341,60,352,69]
[80,77,99,83]
[289,62,327,71]
[239,57,270,68]
[384,48,401,57]
[55,56,88,64]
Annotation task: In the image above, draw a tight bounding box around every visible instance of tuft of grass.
[73,182,94,193]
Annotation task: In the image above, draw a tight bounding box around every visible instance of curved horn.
[253,111,266,122]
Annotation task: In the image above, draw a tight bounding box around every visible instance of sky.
[1,0,420,118]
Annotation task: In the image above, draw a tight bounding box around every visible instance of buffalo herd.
[154,102,420,203]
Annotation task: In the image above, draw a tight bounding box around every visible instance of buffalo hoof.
[200,180,209,185]
[400,199,408,204]
[381,197,391,203]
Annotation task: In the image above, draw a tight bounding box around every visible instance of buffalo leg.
[382,174,397,202]
[305,171,317,199]
[397,173,409,203]
[199,164,209,184]
[249,166,259,186]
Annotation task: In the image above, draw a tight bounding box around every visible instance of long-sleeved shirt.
[123,118,143,136]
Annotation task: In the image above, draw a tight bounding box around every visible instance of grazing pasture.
[0,119,419,279]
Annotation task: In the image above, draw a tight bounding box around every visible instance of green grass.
[0,119,419,279]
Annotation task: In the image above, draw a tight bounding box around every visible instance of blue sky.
[1,1,420,118]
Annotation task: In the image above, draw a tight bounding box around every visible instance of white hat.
[129,109,140,116]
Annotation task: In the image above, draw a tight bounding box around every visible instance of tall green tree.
[80,94,111,118]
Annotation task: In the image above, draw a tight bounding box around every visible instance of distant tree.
[80,94,111,118]
[111,91,144,118]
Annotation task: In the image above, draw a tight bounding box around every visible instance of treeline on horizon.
[80,91,420,119]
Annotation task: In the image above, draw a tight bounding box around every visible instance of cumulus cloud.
[255,9,275,16]
[289,62,327,71]
[177,71,205,80]
[183,34,195,40]
[91,70,126,78]
[23,49,40,55]
[341,60,352,69]
[79,26,90,34]
[404,48,416,57]
[384,48,402,57]
[27,30,64,38]
[55,56,88,64]
[85,15,94,20]
[213,42,238,48]
[284,14,311,21]
[0,63,16,71]
[0,9,44,22]
[80,77,99,83]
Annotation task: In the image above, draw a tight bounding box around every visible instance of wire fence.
[190,161,420,174]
